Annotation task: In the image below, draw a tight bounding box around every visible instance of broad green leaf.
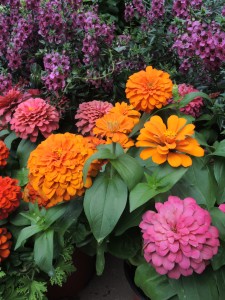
[169,267,219,300]
[177,91,212,108]
[171,158,217,209]
[134,263,176,300]
[45,203,69,228]
[108,228,141,259]
[130,164,187,211]
[4,132,18,149]
[210,140,225,157]
[0,129,10,138]
[213,266,225,299]
[9,213,30,226]
[84,173,127,242]
[83,143,124,182]
[15,224,44,249]
[194,131,209,147]
[213,158,225,204]
[11,168,29,186]
[210,207,225,241]
[212,241,225,270]
[16,139,37,168]
[96,242,107,276]
[34,230,54,275]
[110,153,143,190]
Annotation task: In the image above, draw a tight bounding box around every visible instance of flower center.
[164,130,177,143]
[54,148,63,157]
[107,121,120,132]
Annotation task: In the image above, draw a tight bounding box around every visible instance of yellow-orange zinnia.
[125,66,173,112]
[109,102,141,125]
[93,112,135,149]
[136,115,204,167]
[27,133,101,207]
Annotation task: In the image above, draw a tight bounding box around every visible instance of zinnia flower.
[125,66,173,112]
[0,141,9,167]
[136,115,204,167]
[109,101,141,125]
[27,133,101,208]
[75,100,113,135]
[140,196,220,279]
[0,176,21,220]
[10,98,60,142]
[0,228,12,263]
[93,112,135,149]
[218,204,225,213]
[178,84,204,117]
[0,88,23,125]
[23,183,50,208]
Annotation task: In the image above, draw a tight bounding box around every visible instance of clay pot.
[47,249,95,300]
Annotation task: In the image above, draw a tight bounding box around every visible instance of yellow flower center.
[106,121,120,132]
[54,148,63,157]
[164,130,177,143]
[28,107,34,111]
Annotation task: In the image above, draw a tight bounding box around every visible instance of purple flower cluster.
[173,20,225,70]
[132,0,146,18]
[0,13,9,56]
[42,52,70,91]
[73,10,115,65]
[0,74,12,94]
[124,3,135,22]
[173,0,202,18]
[25,0,41,10]
[147,0,165,24]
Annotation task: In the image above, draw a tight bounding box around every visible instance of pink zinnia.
[219,204,225,213]
[0,89,23,125]
[75,100,113,135]
[140,196,220,279]
[10,98,59,142]
[178,83,204,117]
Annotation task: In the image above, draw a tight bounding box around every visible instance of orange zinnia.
[93,113,135,149]
[0,227,12,263]
[27,133,101,208]
[23,183,50,208]
[136,115,204,167]
[109,102,141,125]
[125,66,173,112]
[0,141,9,167]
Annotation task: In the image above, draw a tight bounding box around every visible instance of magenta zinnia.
[10,98,59,142]
[140,196,220,279]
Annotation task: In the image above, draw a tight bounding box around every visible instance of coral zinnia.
[23,183,50,208]
[75,100,113,135]
[27,133,101,208]
[109,102,141,125]
[0,228,12,263]
[125,66,173,112]
[0,88,23,125]
[10,98,60,142]
[0,176,21,220]
[0,141,9,167]
[140,196,220,279]
[136,115,204,167]
[93,112,135,149]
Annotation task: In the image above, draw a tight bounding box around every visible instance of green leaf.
[212,241,225,270]
[213,158,225,204]
[16,139,37,168]
[9,212,30,226]
[130,164,187,211]
[210,140,225,157]
[34,230,54,275]
[44,203,69,228]
[110,153,143,190]
[178,92,212,108]
[96,242,107,276]
[15,224,44,249]
[4,132,19,149]
[84,173,127,242]
[0,129,10,138]
[83,143,123,182]
[11,167,29,186]
[210,207,225,241]
[169,267,219,300]
[134,263,176,300]
[171,158,217,209]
